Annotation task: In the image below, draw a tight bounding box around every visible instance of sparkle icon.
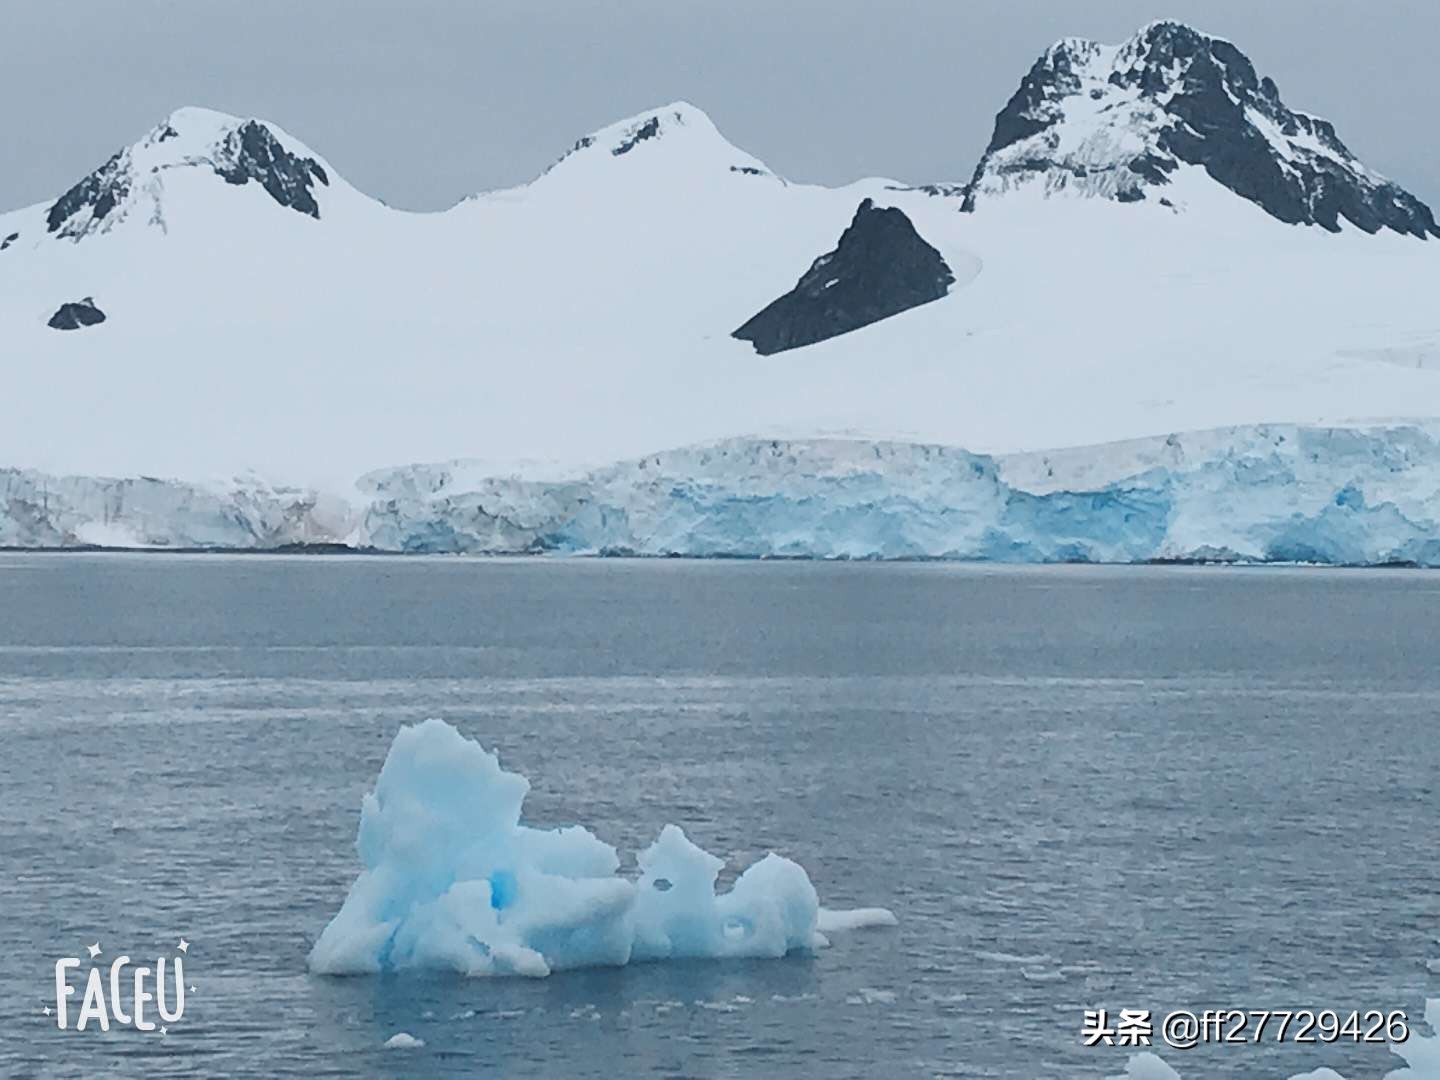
[159,1025,168,1036]
[43,1005,52,1017]
[86,943,101,959]
[177,938,189,954]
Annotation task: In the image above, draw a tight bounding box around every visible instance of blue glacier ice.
[10,423,1440,564]
[353,424,1440,565]
[307,719,894,977]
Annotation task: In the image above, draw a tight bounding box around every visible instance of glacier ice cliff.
[354,424,1440,565]
[308,719,893,977]
[7,424,1440,565]
[0,468,347,549]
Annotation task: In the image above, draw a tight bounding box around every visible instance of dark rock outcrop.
[0,232,17,250]
[47,151,130,235]
[733,199,954,356]
[46,115,331,237]
[213,120,330,219]
[612,117,661,156]
[47,297,106,331]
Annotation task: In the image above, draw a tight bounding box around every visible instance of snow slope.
[4,22,1440,558]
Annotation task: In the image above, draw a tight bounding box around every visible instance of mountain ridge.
[960,20,1438,236]
[8,22,1437,243]
[3,21,1440,493]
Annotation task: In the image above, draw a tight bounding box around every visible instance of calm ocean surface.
[0,554,1434,1078]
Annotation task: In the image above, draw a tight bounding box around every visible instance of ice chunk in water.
[308,719,894,977]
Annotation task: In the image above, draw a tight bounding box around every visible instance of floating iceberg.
[308,719,892,977]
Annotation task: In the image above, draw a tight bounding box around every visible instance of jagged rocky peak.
[46,106,332,239]
[543,101,774,179]
[733,199,954,356]
[211,117,329,216]
[963,20,1439,237]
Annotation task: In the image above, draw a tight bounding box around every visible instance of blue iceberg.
[308,719,894,977]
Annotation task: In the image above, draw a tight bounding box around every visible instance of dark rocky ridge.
[963,21,1439,237]
[612,117,661,156]
[47,298,106,331]
[733,199,954,356]
[47,151,130,235]
[45,117,331,237]
[213,120,330,219]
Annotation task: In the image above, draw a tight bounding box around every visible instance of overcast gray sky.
[5,0,1438,213]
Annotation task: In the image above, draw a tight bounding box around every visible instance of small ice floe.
[846,987,897,1006]
[694,999,740,1012]
[1020,968,1066,983]
[383,1032,424,1049]
[1104,998,1440,1079]
[816,907,898,933]
[1106,1053,1181,1079]
[975,950,1051,965]
[770,992,818,1003]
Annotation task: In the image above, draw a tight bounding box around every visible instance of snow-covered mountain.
[962,20,1438,235]
[5,21,1440,560]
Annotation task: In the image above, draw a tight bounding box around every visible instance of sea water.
[0,555,1434,1078]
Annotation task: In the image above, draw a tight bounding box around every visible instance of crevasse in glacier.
[307,719,894,977]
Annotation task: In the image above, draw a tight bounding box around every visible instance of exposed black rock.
[1,232,17,250]
[47,151,130,234]
[612,117,660,156]
[888,182,966,199]
[732,199,954,356]
[47,297,106,331]
[730,165,764,176]
[963,21,1440,237]
[213,120,330,219]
